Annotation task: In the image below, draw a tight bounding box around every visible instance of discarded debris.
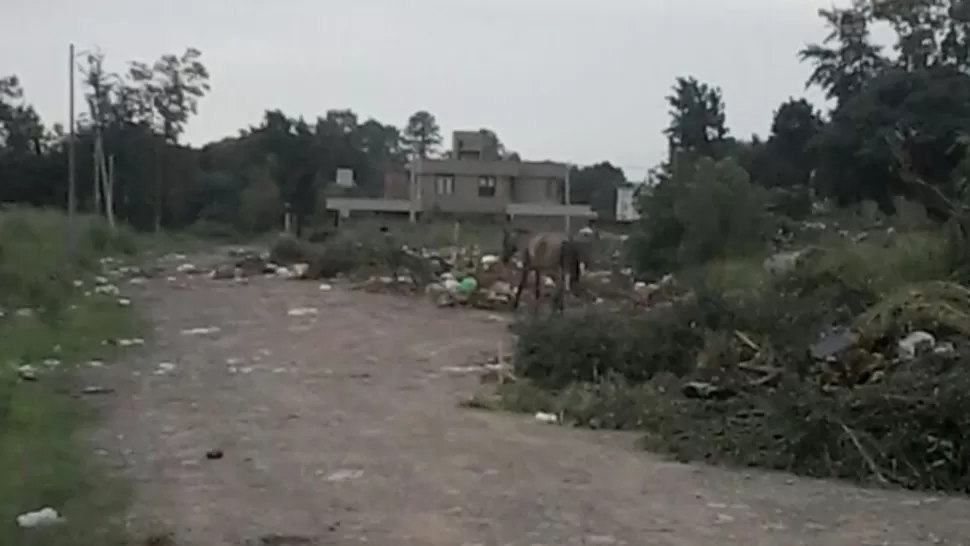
[80,386,114,395]
[205,448,224,460]
[287,307,318,317]
[17,364,37,381]
[534,411,559,424]
[181,326,222,336]
[154,362,176,375]
[175,263,197,274]
[810,326,857,361]
[16,507,64,528]
[898,330,936,361]
[325,469,364,482]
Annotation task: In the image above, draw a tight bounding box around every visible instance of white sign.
[616,186,640,222]
[335,168,355,187]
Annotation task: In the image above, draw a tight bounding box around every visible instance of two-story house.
[327,130,596,230]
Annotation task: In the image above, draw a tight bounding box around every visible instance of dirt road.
[92,274,970,545]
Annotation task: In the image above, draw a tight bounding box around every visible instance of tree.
[873,0,970,72]
[750,98,823,189]
[813,66,970,213]
[568,162,626,219]
[402,110,442,159]
[357,119,405,195]
[664,76,728,159]
[78,48,118,224]
[129,48,211,230]
[0,76,45,157]
[799,2,888,104]
[128,48,210,144]
[629,156,774,275]
[477,128,511,159]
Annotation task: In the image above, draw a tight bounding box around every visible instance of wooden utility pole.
[67,43,77,260]
[409,156,421,223]
[564,163,572,233]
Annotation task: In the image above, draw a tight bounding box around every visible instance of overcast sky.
[3,0,842,180]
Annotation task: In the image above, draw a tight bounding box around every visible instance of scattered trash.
[934,341,957,357]
[17,365,37,381]
[116,337,145,347]
[715,513,736,524]
[287,307,318,317]
[154,362,176,375]
[181,326,221,336]
[81,386,114,395]
[457,276,478,293]
[94,284,120,296]
[810,326,857,361]
[534,411,559,424]
[318,283,332,291]
[325,469,364,482]
[205,448,224,460]
[898,330,936,361]
[16,507,64,528]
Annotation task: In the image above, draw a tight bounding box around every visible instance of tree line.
[659,0,970,220]
[0,49,630,234]
[4,0,968,235]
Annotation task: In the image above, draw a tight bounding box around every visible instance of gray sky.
[4,0,839,180]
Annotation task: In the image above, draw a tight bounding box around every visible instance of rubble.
[197,233,679,313]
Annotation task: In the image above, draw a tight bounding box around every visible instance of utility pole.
[409,156,421,223]
[67,43,77,261]
[564,163,572,233]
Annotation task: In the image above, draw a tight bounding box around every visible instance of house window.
[478,176,497,197]
[435,175,454,195]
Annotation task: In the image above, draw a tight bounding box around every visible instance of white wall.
[615,186,640,222]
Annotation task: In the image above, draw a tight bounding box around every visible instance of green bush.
[629,156,776,277]
[512,304,706,390]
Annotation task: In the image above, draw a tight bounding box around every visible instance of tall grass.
[0,208,148,545]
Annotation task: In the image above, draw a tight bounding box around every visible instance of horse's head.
[500,228,516,264]
[500,227,525,264]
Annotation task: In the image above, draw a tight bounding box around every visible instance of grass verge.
[0,207,153,545]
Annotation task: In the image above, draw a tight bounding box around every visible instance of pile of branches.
[648,358,970,492]
[508,276,970,492]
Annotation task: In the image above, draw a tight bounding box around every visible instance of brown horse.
[500,227,585,314]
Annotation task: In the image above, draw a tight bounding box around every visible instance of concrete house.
[327,130,596,230]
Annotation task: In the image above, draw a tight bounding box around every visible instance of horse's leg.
[554,267,566,314]
[512,265,529,310]
[533,268,542,305]
[530,268,542,317]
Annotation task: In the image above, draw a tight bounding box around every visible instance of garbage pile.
[201,234,678,312]
[503,274,970,491]
[679,280,970,400]
[655,282,970,491]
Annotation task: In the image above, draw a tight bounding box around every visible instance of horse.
[500,227,587,314]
